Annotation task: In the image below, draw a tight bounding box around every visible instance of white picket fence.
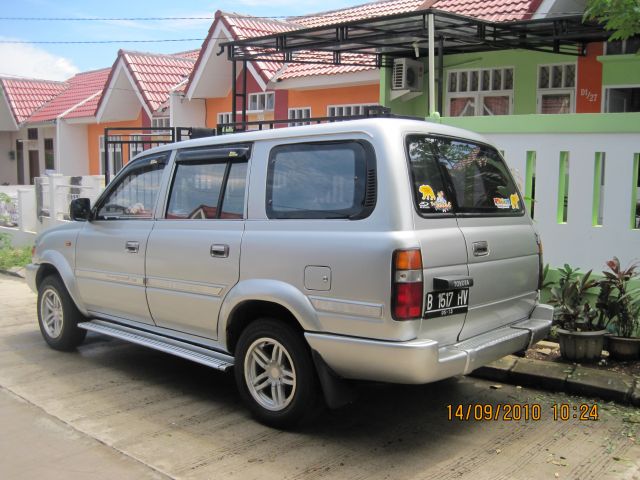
[0,174,105,245]
[491,132,639,272]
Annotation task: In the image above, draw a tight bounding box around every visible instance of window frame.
[404,133,526,219]
[603,84,640,113]
[288,107,312,126]
[536,63,577,114]
[265,140,377,220]
[327,103,379,117]
[163,145,251,221]
[247,92,275,113]
[217,112,234,125]
[27,128,38,140]
[92,152,170,221]
[445,67,514,117]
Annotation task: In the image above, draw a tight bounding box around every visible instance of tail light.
[392,249,423,320]
[536,234,544,291]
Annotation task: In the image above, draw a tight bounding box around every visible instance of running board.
[78,320,234,372]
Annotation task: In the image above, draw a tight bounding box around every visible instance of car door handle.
[472,241,489,257]
[210,244,229,258]
[125,241,139,253]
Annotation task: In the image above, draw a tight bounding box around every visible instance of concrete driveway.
[1,275,639,480]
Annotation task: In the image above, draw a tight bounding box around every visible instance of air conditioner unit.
[392,58,424,92]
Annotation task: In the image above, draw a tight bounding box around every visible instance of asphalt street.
[1,275,638,480]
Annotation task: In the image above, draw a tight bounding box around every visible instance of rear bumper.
[305,304,553,384]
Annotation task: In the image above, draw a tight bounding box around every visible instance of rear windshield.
[406,135,523,216]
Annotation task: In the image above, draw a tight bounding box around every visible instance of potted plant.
[549,265,606,362]
[598,258,640,361]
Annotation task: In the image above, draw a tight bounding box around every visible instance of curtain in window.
[449,97,475,116]
[482,96,510,115]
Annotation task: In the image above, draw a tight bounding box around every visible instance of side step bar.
[78,320,234,372]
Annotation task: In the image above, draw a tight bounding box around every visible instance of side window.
[95,155,167,220]
[166,160,247,220]
[266,141,375,219]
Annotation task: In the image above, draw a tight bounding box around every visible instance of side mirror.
[70,198,91,221]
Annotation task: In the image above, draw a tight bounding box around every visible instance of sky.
[0,0,371,81]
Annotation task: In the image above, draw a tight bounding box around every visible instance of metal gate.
[103,127,212,183]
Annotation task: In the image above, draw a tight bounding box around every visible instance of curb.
[0,268,25,279]
[471,355,640,407]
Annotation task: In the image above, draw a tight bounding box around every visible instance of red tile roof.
[172,49,201,60]
[294,0,425,28]
[101,50,196,114]
[432,0,542,22]
[0,77,67,125]
[188,0,543,89]
[29,68,110,122]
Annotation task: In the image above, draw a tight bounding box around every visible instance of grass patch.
[0,233,32,271]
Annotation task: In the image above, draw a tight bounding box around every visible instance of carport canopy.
[220,8,610,120]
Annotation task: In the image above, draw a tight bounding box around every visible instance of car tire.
[37,275,87,351]
[234,318,320,428]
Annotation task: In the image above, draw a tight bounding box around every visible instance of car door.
[75,153,169,325]
[425,136,539,341]
[144,146,249,339]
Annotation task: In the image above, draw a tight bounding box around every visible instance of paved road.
[1,275,639,480]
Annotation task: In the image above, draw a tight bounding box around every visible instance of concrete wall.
[56,121,89,176]
[170,93,205,128]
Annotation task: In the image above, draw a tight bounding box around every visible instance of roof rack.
[215,105,423,135]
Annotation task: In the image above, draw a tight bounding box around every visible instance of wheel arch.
[35,250,88,316]
[219,279,322,354]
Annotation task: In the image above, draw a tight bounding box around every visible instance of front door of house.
[28,150,40,184]
[16,141,24,184]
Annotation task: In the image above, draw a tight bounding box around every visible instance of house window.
[537,63,576,114]
[327,104,379,117]
[446,68,513,117]
[217,112,234,125]
[44,138,54,170]
[288,108,311,126]
[605,37,640,55]
[604,87,640,113]
[151,117,170,130]
[248,92,275,112]
[27,128,38,140]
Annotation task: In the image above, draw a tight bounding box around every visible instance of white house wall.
[489,132,640,272]
[170,93,206,128]
[56,120,89,176]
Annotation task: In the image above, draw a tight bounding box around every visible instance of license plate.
[425,288,469,318]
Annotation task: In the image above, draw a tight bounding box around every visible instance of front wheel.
[234,318,320,428]
[37,275,87,351]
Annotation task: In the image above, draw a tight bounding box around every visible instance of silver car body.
[26,118,552,384]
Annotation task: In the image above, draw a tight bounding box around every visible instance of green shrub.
[0,234,32,270]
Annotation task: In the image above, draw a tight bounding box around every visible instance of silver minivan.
[27,118,552,427]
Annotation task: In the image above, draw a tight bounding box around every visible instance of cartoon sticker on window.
[493,194,520,210]
[493,197,511,209]
[510,193,520,210]
[433,191,452,212]
[419,185,451,212]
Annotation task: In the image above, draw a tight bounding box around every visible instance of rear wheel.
[37,275,87,351]
[234,318,320,428]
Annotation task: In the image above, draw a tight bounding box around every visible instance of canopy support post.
[428,14,436,117]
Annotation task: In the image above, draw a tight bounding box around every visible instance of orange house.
[178,10,381,131]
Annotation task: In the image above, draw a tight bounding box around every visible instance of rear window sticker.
[419,184,436,201]
[418,184,436,209]
[493,197,512,209]
[433,191,452,212]
[509,193,520,210]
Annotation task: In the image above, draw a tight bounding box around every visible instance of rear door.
[406,136,469,346]
[409,135,538,342]
[144,146,249,339]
